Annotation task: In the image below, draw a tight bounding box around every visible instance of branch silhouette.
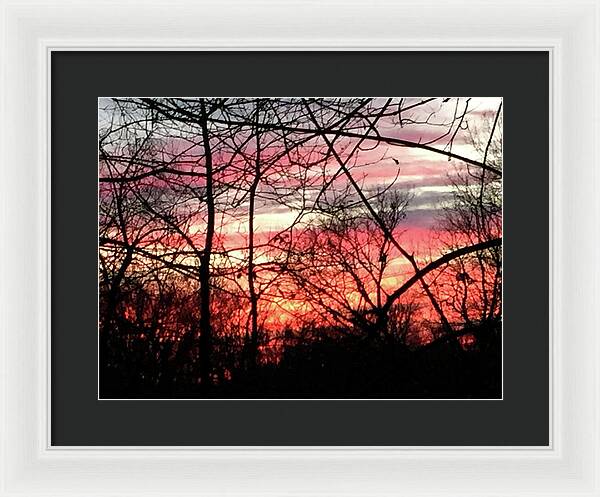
[381,237,502,315]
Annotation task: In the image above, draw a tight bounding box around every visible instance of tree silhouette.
[98,97,503,398]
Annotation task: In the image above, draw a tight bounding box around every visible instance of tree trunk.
[247,99,261,371]
[198,101,215,389]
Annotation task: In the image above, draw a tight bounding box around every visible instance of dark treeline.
[99,97,503,398]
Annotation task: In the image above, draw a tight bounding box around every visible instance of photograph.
[98,97,503,399]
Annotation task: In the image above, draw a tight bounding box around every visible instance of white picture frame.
[0,0,598,495]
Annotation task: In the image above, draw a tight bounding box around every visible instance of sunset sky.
[228,97,500,234]
[209,98,502,314]
[99,96,502,333]
[99,96,503,398]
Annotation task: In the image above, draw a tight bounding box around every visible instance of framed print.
[1,1,599,496]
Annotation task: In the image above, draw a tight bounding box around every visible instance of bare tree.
[433,104,503,332]
[98,97,503,397]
